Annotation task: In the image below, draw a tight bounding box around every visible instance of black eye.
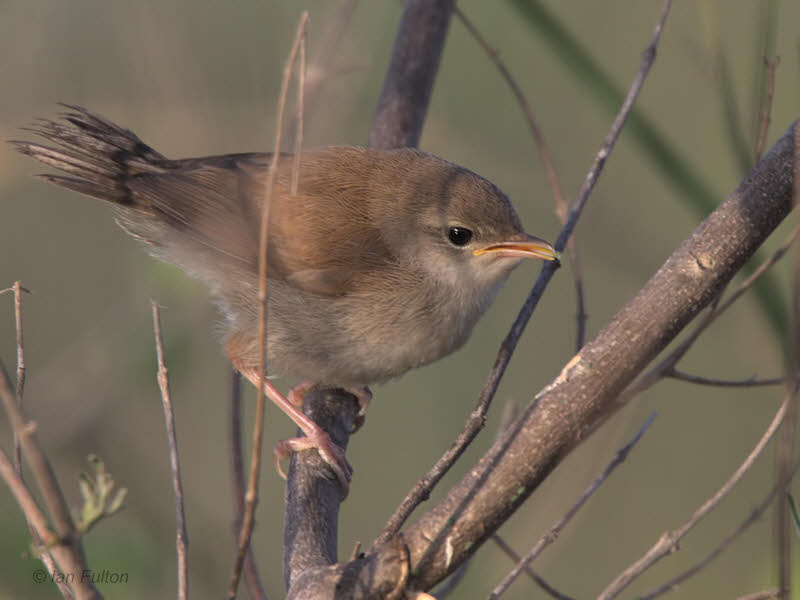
[448,226,473,246]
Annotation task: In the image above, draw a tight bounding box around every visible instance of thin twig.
[488,412,656,599]
[0,445,60,547]
[0,363,76,543]
[1,284,70,598]
[375,0,673,546]
[622,223,800,402]
[597,396,790,600]
[151,302,188,600]
[453,6,587,350]
[229,370,268,599]
[227,12,309,599]
[638,454,800,600]
[291,24,307,196]
[666,369,786,387]
[0,361,99,599]
[1,282,31,472]
[490,535,574,600]
[754,56,780,164]
[737,588,781,600]
[286,0,357,144]
[12,281,26,471]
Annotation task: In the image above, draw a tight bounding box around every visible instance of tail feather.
[11,106,271,296]
[9,104,168,206]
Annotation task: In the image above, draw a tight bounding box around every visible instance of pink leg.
[239,369,352,496]
[289,382,372,431]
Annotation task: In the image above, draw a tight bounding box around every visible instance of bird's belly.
[262,285,482,386]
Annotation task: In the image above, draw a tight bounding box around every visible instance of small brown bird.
[12,106,558,494]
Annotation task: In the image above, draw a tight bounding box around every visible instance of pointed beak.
[473,234,559,262]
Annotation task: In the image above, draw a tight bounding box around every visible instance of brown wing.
[123,150,393,297]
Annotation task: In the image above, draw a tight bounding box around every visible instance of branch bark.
[367,0,455,149]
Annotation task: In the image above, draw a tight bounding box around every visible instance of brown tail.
[9,104,169,206]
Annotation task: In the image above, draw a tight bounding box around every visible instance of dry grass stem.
[227,12,309,599]
[151,302,189,600]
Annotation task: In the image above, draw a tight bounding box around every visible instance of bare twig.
[229,370,268,600]
[0,445,60,546]
[376,0,674,546]
[453,6,586,350]
[228,12,309,599]
[597,396,790,600]
[368,0,455,149]
[0,364,76,546]
[286,0,357,144]
[490,535,574,600]
[1,284,69,597]
[1,282,31,472]
[754,56,780,164]
[12,281,26,471]
[291,24,307,196]
[738,588,781,600]
[489,413,656,599]
[666,369,786,387]
[622,223,800,402]
[151,302,188,600]
[638,454,800,600]
[0,361,100,599]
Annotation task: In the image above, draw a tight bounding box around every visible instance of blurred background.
[0,1,798,598]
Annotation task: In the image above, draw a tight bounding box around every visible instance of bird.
[11,106,558,496]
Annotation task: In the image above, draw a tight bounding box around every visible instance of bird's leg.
[238,368,353,496]
[288,382,372,431]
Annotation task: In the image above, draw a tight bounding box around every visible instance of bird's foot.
[274,427,353,498]
[237,368,354,498]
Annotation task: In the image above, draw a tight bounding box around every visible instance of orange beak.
[473,234,559,261]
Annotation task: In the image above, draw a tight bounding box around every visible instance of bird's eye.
[447,226,473,246]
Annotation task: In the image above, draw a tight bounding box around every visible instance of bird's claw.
[274,429,352,498]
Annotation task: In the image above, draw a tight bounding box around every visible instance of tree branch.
[367,0,455,149]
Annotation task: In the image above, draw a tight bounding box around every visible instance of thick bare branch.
[367,0,455,149]
[283,387,359,591]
